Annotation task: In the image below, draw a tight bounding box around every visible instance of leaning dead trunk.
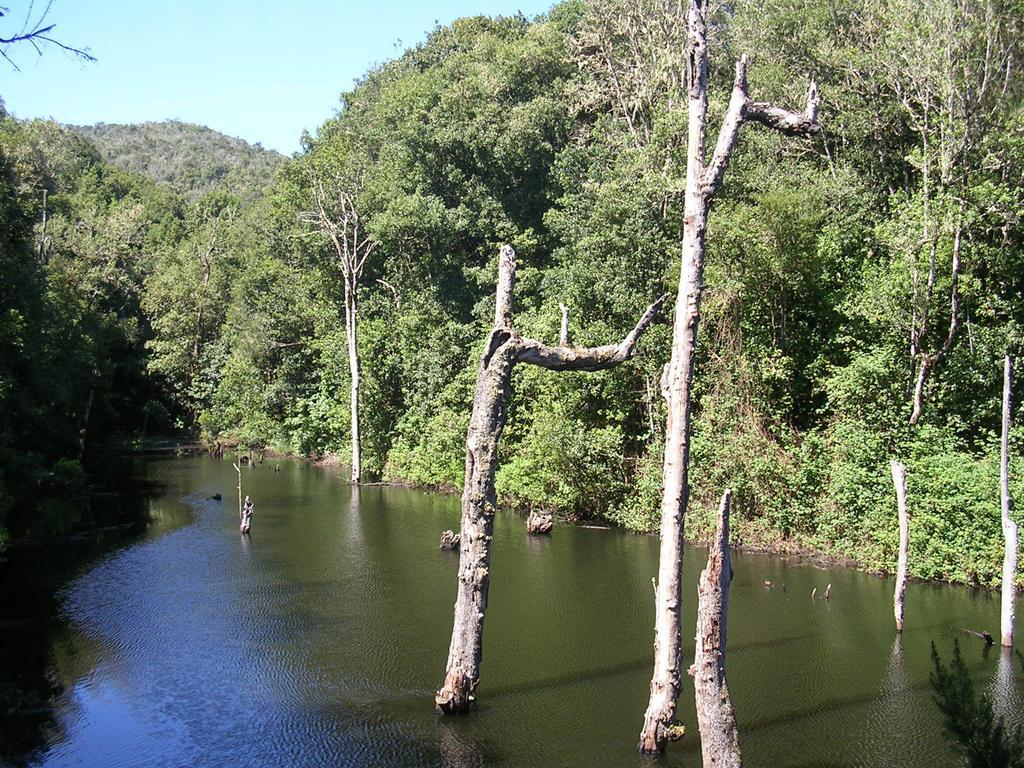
[891,460,909,632]
[436,245,666,714]
[692,490,741,768]
[639,0,818,752]
[1001,355,1017,648]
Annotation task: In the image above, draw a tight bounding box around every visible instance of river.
[2,454,1021,767]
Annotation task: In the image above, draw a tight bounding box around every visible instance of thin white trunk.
[891,460,909,632]
[38,188,48,263]
[638,0,818,753]
[346,285,361,484]
[639,4,710,750]
[1001,355,1017,647]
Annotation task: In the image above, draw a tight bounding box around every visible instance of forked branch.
[702,55,819,199]
[516,294,669,371]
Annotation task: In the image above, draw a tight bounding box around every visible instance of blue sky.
[0,0,555,154]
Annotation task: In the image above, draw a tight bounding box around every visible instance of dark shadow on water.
[0,462,167,766]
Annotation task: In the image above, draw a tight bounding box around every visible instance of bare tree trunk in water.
[304,172,376,484]
[435,245,666,714]
[891,460,909,632]
[233,462,242,519]
[692,490,741,767]
[345,284,361,484]
[639,0,818,752]
[1001,355,1017,648]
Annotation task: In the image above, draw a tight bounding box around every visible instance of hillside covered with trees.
[1,0,1022,591]
[70,120,285,201]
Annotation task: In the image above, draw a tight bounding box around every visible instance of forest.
[1,0,1022,595]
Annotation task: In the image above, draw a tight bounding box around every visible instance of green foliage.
[70,121,284,201]
[930,641,1024,768]
[1,0,1022,590]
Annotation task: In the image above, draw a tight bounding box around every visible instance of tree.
[303,167,376,483]
[435,245,665,713]
[638,0,819,753]
[0,3,94,69]
[891,459,909,632]
[931,641,1024,768]
[1000,355,1016,647]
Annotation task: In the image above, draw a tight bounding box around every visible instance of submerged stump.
[692,490,742,767]
[526,511,553,536]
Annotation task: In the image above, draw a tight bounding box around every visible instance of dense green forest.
[70,121,284,201]
[1,0,1022,587]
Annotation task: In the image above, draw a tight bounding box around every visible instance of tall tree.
[1000,355,1017,648]
[435,245,665,713]
[638,0,819,753]
[304,168,376,483]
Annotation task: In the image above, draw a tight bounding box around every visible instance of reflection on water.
[0,455,1021,767]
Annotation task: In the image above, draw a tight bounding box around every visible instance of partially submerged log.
[691,490,742,767]
[962,628,995,646]
[526,511,553,535]
[435,245,666,715]
[439,530,460,550]
[891,460,909,632]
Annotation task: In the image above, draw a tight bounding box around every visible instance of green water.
[2,455,1021,767]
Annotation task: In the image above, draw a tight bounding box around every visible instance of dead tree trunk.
[233,462,243,519]
[891,460,909,632]
[1001,355,1017,648]
[526,510,554,535]
[345,283,362,484]
[304,172,375,485]
[78,385,94,460]
[38,188,48,263]
[435,245,666,714]
[692,490,741,768]
[192,237,215,378]
[639,0,819,753]
[909,215,962,425]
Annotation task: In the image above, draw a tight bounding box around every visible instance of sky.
[0,0,555,155]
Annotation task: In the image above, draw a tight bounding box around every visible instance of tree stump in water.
[526,511,553,535]
[891,460,909,632]
[692,490,742,767]
[439,530,460,550]
[240,497,253,535]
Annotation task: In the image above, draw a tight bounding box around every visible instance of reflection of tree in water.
[0,619,63,764]
[0,485,154,764]
[992,648,1023,734]
[436,719,487,768]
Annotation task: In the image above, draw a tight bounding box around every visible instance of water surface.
[3,455,1022,767]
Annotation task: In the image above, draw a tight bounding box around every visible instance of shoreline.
[185,443,1010,594]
